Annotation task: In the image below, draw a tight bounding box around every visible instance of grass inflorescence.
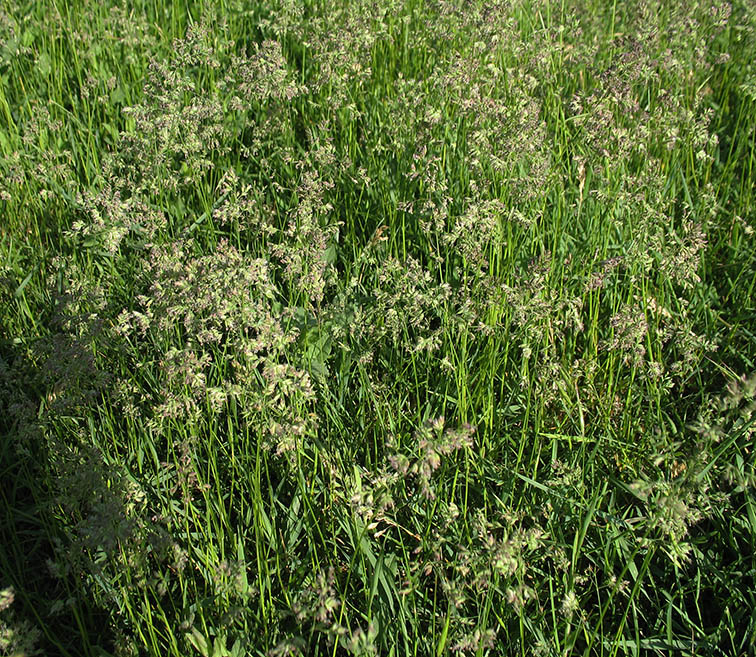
[1,0,755,655]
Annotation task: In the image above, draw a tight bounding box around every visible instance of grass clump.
[1,0,755,655]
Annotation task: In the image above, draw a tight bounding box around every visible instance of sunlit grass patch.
[1,0,754,655]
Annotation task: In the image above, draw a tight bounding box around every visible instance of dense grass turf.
[1,0,755,655]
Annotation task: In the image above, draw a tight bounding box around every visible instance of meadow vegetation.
[0,0,755,655]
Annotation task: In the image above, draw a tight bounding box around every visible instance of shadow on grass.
[0,333,117,657]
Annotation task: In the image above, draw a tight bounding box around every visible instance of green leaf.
[236,537,250,598]
[14,268,35,298]
[0,128,10,153]
[187,627,210,656]
[36,53,51,77]
[324,241,338,265]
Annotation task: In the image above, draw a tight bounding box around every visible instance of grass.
[0,0,755,655]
